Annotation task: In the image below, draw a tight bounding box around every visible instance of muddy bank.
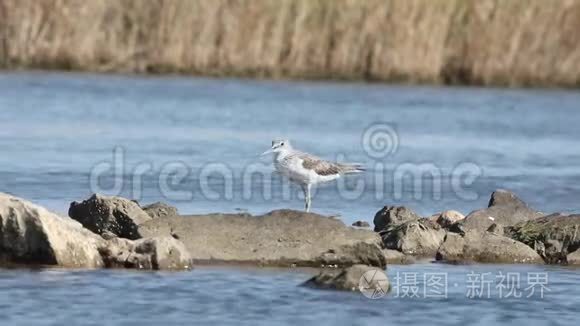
[0,0,579,87]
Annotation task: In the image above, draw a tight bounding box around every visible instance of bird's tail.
[339,163,366,174]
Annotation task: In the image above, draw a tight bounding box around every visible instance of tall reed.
[1,0,579,87]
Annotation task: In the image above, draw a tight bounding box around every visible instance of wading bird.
[261,139,364,212]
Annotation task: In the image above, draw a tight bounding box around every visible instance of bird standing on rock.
[261,139,364,212]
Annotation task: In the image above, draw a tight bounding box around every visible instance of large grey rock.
[381,219,446,257]
[0,193,104,268]
[506,213,580,264]
[303,264,390,293]
[488,189,528,207]
[436,230,543,264]
[461,190,542,232]
[432,210,465,228]
[99,236,191,270]
[486,223,505,236]
[567,248,580,266]
[0,193,192,271]
[69,194,151,239]
[373,206,420,232]
[316,242,386,269]
[142,202,179,219]
[138,209,383,267]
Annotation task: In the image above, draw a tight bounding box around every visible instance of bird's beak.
[261,148,274,156]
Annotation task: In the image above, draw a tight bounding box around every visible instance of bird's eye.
[280,142,284,146]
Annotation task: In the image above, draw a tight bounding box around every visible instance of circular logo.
[362,123,399,159]
[359,269,390,299]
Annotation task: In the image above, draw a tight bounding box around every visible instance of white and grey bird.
[261,139,364,212]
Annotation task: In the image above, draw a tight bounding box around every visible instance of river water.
[0,72,579,325]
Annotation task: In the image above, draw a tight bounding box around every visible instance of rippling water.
[1,72,579,221]
[1,264,579,326]
[1,72,579,325]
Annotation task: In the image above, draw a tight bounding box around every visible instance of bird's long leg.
[305,184,312,213]
[301,184,308,212]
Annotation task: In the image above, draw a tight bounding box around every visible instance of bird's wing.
[298,153,341,176]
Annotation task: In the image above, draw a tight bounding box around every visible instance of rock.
[461,190,542,232]
[433,210,465,228]
[0,193,192,271]
[383,249,414,264]
[69,194,151,240]
[373,206,420,232]
[352,220,370,228]
[447,222,466,235]
[138,209,383,267]
[436,233,464,261]
[436,230,543,264]
[303,264,390,294]
[0,193,104,268]
[488,189,527,207]
[567,248,580,266]
[316,242,386,268]
[99,236,191,270]
[381,219,446,257]
[487,223,505,236]
[542,239,567,264]
[142,202,179,219]
[506,213,580,264]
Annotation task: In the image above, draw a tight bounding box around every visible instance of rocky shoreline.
[1,190,579,291]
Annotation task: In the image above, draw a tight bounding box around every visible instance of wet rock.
[436,230,543,264]
[381,219,446,257]
[99,236,191,270]
[373,206,420,232]
[352,220,370,228]
[142,202,179,219]
[461,190,542,232]
[506,213,580,264]
[69,194,151,240]
[138,209,383,267]
[567,248,580,266]
[0,193,104,268]
[316,242,386,268]
[383,249,414,264]
[432,210,465,228]
[303,264,390,293]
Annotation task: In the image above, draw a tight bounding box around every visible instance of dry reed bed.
[0,0,579,87]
